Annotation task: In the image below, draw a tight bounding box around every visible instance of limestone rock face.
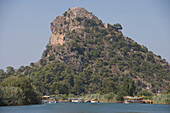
[49,7,100,45]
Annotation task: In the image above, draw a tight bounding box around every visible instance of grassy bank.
[152,94,170,104]
[53,93,170,105]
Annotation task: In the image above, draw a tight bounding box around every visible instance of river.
[0,102,170,113]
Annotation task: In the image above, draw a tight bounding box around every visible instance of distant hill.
[1,7,170,96]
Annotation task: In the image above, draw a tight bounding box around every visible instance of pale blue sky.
[0,0,170,70]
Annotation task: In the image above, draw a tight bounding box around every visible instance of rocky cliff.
[49,7,101,45]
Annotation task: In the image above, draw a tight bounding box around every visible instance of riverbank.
[1,92,170,106]
[52,93,170,105]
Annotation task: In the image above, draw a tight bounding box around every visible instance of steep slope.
[2,7,169,96]
[34,7,170,95]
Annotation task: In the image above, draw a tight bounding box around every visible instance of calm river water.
[0,103,170,113]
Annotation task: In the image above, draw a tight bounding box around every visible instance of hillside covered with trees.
[0,7,170,105]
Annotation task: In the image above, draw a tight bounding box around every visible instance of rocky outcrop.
[49,7,101,45]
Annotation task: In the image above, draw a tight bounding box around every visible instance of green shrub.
[0,87,26,106]
[49,54,55,61]
[40,59,47,66]
[75,17,83,22]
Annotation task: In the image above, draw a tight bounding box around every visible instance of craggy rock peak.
[49,7,100,45]
[38,7,170,94]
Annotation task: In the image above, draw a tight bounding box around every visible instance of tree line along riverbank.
[0,77,41,106]
[0,76,170,106]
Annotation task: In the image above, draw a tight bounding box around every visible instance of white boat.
[71,98,83,103]
[71,100,82,103]
[91,100,99,103]
[48,101,53,104]
[91,98,99,103]
[123,96,143,103]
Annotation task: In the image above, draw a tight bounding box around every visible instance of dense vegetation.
[153,94,170,104]
[40,17,170,95]
[0,9,170,105]
[0,76,41,106]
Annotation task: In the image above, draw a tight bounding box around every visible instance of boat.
[91,98,99,103]
[84,100,91,103]
[41,100,48,104]
[123,96,143,103]
[71,100,82,103]
[48,101,53,104]
[41,96,58,104]
[71,98,83,103]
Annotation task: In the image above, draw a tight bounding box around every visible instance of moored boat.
[41,95,58,104]
[71,98,83,103]
[84,100,91,103]
[91,98,99,103]
[123,96,142,104]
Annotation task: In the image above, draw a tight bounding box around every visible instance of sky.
[0,0,170,70]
